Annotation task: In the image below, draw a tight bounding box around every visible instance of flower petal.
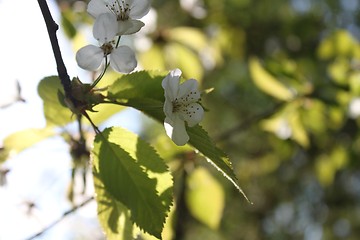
[76,45,104,71]
[163,99,174,120]
[93,13,118,43]
[128,0,151,19]
[177,79,201,103]
[162,68,182,101]
[180,103,204,127]
[118,19,145,35]
[164,116,189,146]
[87,0,109,18]
[109,46,137,73]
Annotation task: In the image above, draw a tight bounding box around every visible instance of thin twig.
[38,0,100,131]
[215,102,284,142]
[77,114,86,142]
[25,196,94,240]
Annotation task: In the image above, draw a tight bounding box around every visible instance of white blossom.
[348,97,360,118]
[76,13,137,73]
[87,0,151,35]
[162,69,204,146]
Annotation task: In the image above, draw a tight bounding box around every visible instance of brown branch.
[37,0,71,95]
[25,196,94,240]
[215,102,284,142]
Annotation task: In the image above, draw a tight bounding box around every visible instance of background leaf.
[165,43,204,80]
[61,10,77,39]
[0,127,55,163]
[187,125,250,202]
[249,57,294,101]
[186,167,225,229]
[38,76,73,126]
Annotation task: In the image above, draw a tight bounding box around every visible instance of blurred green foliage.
[45,0,360,238]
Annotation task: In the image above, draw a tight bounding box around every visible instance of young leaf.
[38,76,125,126]
[38,76,73,126]
[0,127,55,163]
[92,127,173,239]
[249,57,294,101]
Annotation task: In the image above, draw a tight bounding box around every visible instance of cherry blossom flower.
[348,97,360,118]
[87,0,151,35]
[162,69,204,146]
[76,13,137,73]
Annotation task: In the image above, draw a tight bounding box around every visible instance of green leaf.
[108,71,249,202]
[38,75,124,126]
[108,70,166,102]
[249,57,294,101]
[38,76,74,126]
[349,72,360,95]
[0,127,55,163]
[114,100,249,202]
[317,30,358,59]
[139,45,167,71]
[92,127,173,239]
[186,167,225,229]
[187,125,251,202]
[261,101,309,148]
[166,42,204,81]
[289,110,309,148]
[315,145,348,186]
[168,27,208,52]
[87,71,127,125]
[61,10,77,39]
[120,98,165,121]
[94,171,135,240]
[87,104,125,126]
[327,57,349,85]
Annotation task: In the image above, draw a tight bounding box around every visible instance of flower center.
[105,0,131,21]
[172,99,182,113]
[172,100,201,119]
[100,42,114,56]
[172,92,200,113]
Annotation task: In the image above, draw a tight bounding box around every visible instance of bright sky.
[0,1,100,239]
[0,0,140,239]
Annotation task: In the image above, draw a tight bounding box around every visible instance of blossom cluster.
[75,0,204,146]
[76,0,151,73]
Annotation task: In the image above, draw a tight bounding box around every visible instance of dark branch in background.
[37,0,71,95]
[0,80,26,109]
[173,168,189,240]
[215,102,284,142]
[173,170,189,240]
[25,196,94,240]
